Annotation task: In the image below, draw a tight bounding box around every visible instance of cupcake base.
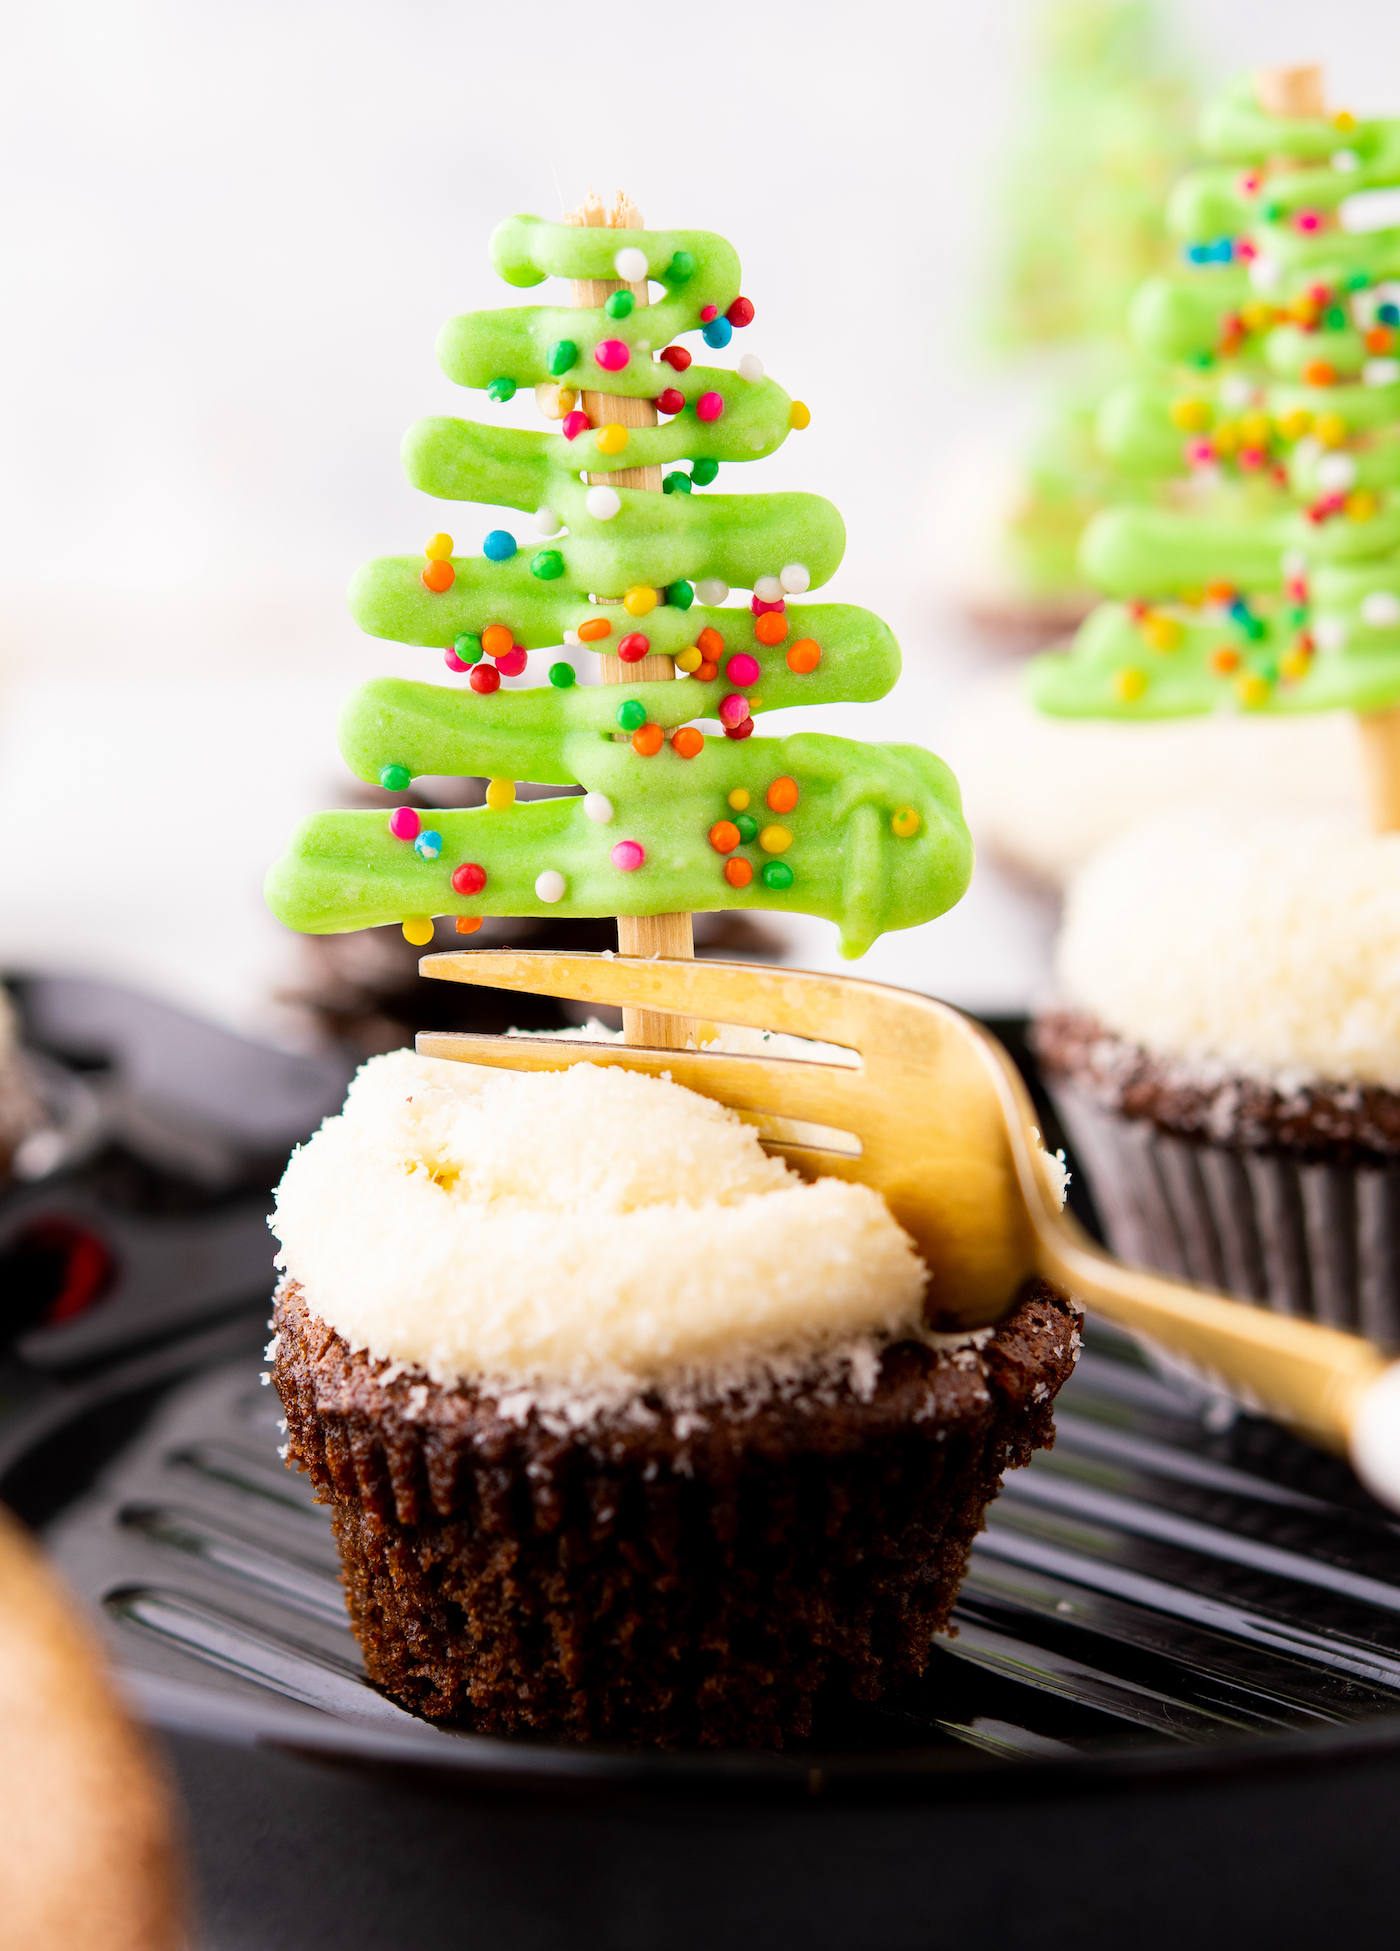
[273,1281,1079,1750]
[1035,1011,1400,1350]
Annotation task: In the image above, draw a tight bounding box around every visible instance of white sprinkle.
[737,353,764,383]
[563,628,580,646]
[614,246,648,284]
[1281,549,1308,578]
[534,382,570,420]
[1313,615,1350,652]
[1249,255,1282,291]
[1316,452,1358,492]
[533,506,561,535]
[754,575,784,603]
[695,577,729,607]
[585,485,622,521]
[1361,590,1400,627]
[780,562,811,595]
[1364,357,1400,387]
[1333,148,1362,172]
[583,792,615,824]
[1219,374,1253,409]
[535,869,567,903]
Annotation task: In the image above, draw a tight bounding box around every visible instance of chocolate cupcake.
[270,1051,1079,1748]
[1035,808,1400,1347]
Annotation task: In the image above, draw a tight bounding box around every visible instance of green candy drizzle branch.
[266,215,973,956]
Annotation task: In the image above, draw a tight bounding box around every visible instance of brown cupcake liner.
[1048,1077,1400,1350]
[272,1280,1080,1750]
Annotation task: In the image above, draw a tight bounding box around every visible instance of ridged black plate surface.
[19,1314,1400,1799]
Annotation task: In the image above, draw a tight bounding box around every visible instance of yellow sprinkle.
[424,533,454,560]
[1335,109,1357,131]
[1113,667,1148,703]
[890,807,922,838]
[727,788,751,811]
[534,382,576,420]
[1276,408,1312,441]
[1280,647,1313,682]
[675,646,703,673]
[1212,422,1239,458]
[402,917,435,946]
[1315,413,1349,448]
[1346,489,1378,521]
[1236,672,1271,709]
[1241,302,1276,333]
[485,777,516,811]
[624,585,658,617]
[1169,397,1211,432]
[1239,412,1272,447]
[595,423,629,455]
[1141,614,1184,652]
[758,824,793,854]
[789,401,811,430]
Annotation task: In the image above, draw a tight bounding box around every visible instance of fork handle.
[1034,1224,1394,1462]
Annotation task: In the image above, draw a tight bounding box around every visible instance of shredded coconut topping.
[1057,810,1400,1089]
[271,1052,928,1409]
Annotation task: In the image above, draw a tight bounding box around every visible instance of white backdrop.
[2,0,1397,1029]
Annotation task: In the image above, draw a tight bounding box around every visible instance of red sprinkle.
[561,410,591,440]
[727,296,754,328]
[655,387,685,416]
[659,346,692,371]
[452,862,487,895]
[388,807,420,840]
[724,717,755,741]
[494,646,528,676]
[469,663,501,694]
[751,595,785,615]
[700,304,718,322]
[618,632,650,662]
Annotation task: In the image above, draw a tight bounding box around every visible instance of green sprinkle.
[530,549,565,581]
[691,458,719,486]
[616,698,647,732]
[379,763,411,792]
[1263,202,1282,223]
[547,339,578,377]
[1325,306,1347,330]
[734,812,758,844]
[548,661,576,689]
[453,634,484,665]
[1346,271,1371,290]
[663,471,693,495]
[605,290,635,320]
[487,377,516,403]
[761,860,794,891]
[667,581,695,609]
[666,250,695,284]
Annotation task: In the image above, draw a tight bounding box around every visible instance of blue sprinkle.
[483,530,517,562]
[1381,303,1400,326]
[1184,243,1210,266]
[414,829,443,861]
[1208,237,1236,263]
[701,316,733,349]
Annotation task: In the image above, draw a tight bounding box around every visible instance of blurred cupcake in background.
[1033,809,1400,1346]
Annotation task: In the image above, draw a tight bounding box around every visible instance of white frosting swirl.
[1056,810,1400,1089]
[271,1052,925,1404]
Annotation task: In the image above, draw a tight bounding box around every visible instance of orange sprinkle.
[671,726,705,759]
[421,559,455,593]
[1303,360,1338,387]
[577,617,612,642]
[1204,582,1235,605]
[1208,645,1240,675]
[697,625,724,659]
[708,820,741,855]
[632,722,665,757]
[766,776,799,813]
[786,638,821,674]
[455,916,483,934]
[694,659,719,683]
[754,611,789,646]
[1368,326,1396,355]
[723,857,753,889]
[482,623,513,657]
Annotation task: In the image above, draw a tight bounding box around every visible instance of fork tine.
[419,950,936,1051]
[415,1030,869,1128]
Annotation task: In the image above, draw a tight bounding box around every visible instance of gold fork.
[416,950,1400,1507]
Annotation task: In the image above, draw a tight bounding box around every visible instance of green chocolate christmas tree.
[266,205,974,982]
[1027,65,1400,823]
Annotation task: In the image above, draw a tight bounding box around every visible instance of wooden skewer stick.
[566,191,696,1047]
[1255,68,1400,832]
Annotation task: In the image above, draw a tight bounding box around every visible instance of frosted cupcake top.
[270,1052,927,1418]
[1056,809,1400,1087]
